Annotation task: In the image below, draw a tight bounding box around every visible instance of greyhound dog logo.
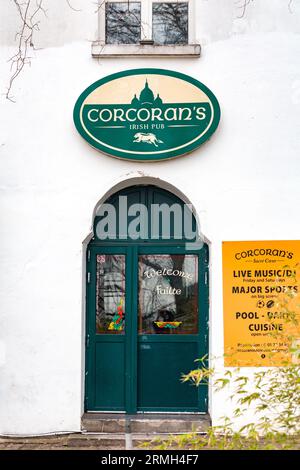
[133,132,163,147]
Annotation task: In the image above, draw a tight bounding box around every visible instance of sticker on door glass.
[108,299,125,331]
[96,254,125,334]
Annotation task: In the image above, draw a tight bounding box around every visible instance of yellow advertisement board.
[223,241,300,366]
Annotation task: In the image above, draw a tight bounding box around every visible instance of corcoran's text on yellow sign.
[223,241,300,366]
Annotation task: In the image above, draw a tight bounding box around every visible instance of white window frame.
[93,0,200,57]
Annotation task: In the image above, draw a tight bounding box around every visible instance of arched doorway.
[85,184,209,413]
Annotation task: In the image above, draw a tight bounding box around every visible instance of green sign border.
[73,68,221,161]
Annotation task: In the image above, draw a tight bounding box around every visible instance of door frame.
[85,241,209,414]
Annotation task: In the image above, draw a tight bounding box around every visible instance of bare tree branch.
[65,0,81,12]
[94,0,109,14]
[235,0,254,19]
[6,0,47,102]
[235,0,295,18]
[6,0,82,101]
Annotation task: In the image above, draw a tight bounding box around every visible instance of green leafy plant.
[141,284,300,450]
[141,358,299,450]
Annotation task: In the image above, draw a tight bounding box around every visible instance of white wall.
[0,1,300,434]
[1,0,300,47]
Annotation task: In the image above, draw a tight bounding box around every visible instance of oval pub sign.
[73,69,221,161]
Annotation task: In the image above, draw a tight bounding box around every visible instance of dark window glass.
[106,2,141,44]
[96,254,125,334]
[138,254,198,335]
[152,2,188,45]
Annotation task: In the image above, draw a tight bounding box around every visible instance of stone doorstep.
[0,415,211,450]
[82,413,210,434]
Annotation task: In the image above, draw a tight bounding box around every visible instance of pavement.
[0,433,160,450]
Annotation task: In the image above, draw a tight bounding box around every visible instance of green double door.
[85,243,208,413]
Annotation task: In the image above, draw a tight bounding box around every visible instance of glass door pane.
[138,254,198,334]
[96,254,126,334]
